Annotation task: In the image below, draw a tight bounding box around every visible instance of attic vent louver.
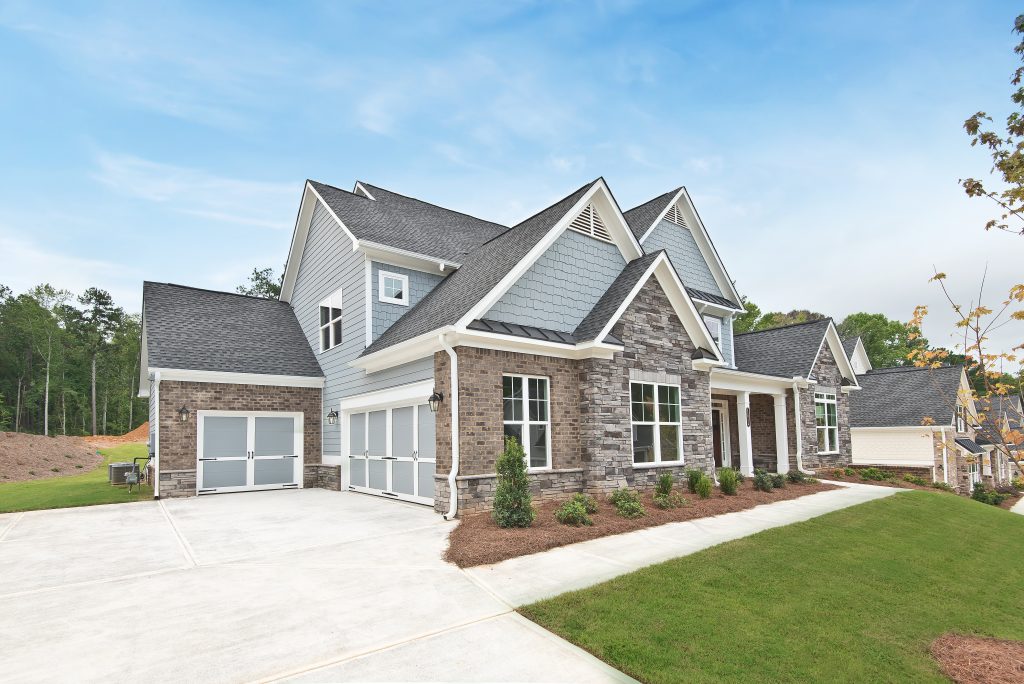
[569,203,612,243]
[666,203,687,228]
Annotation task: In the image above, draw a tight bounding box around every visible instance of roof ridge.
[145,281,285,303]
[866,364,961,375]
[308,179,371,202]
[733,317,832,337]
[358,181,508,229]
[474,179,600,250]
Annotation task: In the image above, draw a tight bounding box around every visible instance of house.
[140,178,860,515]
[848,363,990,491]
[975,394,1023,485]
[843,337,872,375]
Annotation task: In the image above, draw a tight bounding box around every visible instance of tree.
[837,312,924,369]
[733,299,762,333]
[756,309,827,331]
[491,436,535,528]
[237,266,283,299]
[77,288,124,435]
[23,285,71,436]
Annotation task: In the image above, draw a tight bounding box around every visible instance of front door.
[348,404,435,505]
[712,408,723,468]
[197,412,303,494]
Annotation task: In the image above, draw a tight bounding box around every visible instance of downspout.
[940,427,949,484]
[152,371,161,498]
[792,380,814,475]
[439,333,460,520]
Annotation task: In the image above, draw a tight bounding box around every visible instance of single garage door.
[197,411,304,494]
[349,403,435,505]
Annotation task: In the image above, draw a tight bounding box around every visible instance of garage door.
[348,404,435,505]
[197,411,303,494]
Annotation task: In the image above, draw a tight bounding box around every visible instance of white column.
[773,394,790,474]
[737,391,754,476]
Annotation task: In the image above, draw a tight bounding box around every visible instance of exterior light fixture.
[428,390,444,413]
[326,408,339,425]
[177,406,190,423]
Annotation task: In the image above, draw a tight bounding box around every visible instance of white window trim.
[630,381,684,466]
[378,270,410,306]
[814,391,839,454]
[702,314,722,348]
[955,404,967,433]
[319,289,343,352]
[502,373,552,471]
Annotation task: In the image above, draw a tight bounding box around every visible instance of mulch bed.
[0,432,103,482]
[445,479,837,568]
[931,633,1024,684]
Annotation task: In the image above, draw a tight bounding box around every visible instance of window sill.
[379,297,408,306]
[632,460,685,469]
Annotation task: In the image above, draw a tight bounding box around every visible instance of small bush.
[685,469,704,493]
[972,482,1010,506]
[1012,476,1024,490]
[787,470,807,484]
[610,487,646,518]
[902,474,928,486]
[858,467,890,482]
[931,481,953,491]
[770,473,786,489]
[492,436,536,528]
[832,468,844,478]
[718,467,738,495]
[806,477,820,484]
[653,492,687,509]
[569,492,598,514]
[753,469,774,492]
[655,473,674,497]
[734,470,746,483]
[844,467,856,476]
[555,499,593,526]
[75,464,83,469]
[694,474,713,499]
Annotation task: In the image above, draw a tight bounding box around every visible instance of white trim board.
[150,368,325,388]
[336,380,434,412]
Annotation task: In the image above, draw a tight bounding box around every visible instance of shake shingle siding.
[641,219,722,296]
[485,228,626,333]
[370,261,444,342]
[290,201,434,458]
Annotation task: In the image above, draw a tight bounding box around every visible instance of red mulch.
[83,421,148,447]
[931,633,1024,684]
[0,432,102,482]
[445,479,837,568]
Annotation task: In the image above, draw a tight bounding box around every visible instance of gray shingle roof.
[842,337,859,357]
[686,287,740,310]
[622,189,678,241]
[143,282,322,377]
[309,180,507,264]
[848,365,963,428]
[955,437,984,454]
[361,180,599,356]
[573,250,662,342]
[732,319,832,379]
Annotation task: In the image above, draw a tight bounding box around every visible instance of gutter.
[152,371,161,498]
[792,379,814,475]
[438,333,460,520]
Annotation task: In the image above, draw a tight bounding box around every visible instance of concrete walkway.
[1012,496,1024,516]
[465,481,896,606]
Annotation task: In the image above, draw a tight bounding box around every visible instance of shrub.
[859,467,890,482]
[734,470,746,483]
[1012,476,1024,490]
[770,473,786,489]
[931,481,953,491]
[806,477,820,484]
[844,467,856,476]
[555,498,593,526]
[787,470,807,484]
[492,436,536,528]
[972,482,1010,506]
[753,469,774,492]
[610,487,646,518]
[718,467,738,495]
[653,492,687,509]
[655,473,674,497]
[902,474,928,486]
[569,492,598,514]
[694,474,713,499]
[832,468,845,479]
[685,469,704,493]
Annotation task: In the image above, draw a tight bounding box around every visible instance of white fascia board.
[852,338,873,372]
[710,367,793,394]
[811,321,859,386]
[358,240,457,274]
[351,329,450,373]
[693,298,744,315]
[456,181,642,328]
[281,182,360,303]
[337,379,434,412]
[851,426,940,432]
[151,368,325,388]
[353,182,376,200]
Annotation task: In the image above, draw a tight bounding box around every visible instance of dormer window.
[379,271,409,306]
[569,203,612,243]
[666,203,687,228]
[702,315,722,346]
[319,289,343,352]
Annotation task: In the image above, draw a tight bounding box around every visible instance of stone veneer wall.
[433,281,714,514]
[157,380,322,498]
[799,345,852,470]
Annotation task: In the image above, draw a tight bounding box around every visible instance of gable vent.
[666,203,687,228]
[569,203,613,243]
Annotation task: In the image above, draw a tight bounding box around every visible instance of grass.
[521,491,1024,683]
[0,443,153,513]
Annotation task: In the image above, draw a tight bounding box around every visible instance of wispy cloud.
[92,152,298,230]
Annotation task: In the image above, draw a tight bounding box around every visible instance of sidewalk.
[1012,496,1024,516]
[464,481,896,607]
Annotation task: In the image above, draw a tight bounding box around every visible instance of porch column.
[737,391,754,476]
[773,394,790,474]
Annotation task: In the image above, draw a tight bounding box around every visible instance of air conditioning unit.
[108,462,136,484]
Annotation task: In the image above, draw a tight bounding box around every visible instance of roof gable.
[850,365,966,428]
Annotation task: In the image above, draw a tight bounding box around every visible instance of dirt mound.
[931,633,1024,684]
[83,422,149,447]
[0,432,103,482]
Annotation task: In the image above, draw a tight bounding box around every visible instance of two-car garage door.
[349,404,435,505]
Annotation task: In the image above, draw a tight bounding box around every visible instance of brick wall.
[156,380,322,497]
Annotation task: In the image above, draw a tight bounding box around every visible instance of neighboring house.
[848,364,988,492]
[843,337,873,375]
[975,394,1023,485]
[140,178,860,515]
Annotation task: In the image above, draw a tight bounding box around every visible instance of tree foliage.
[837,312,925,369]
[237,266,283,299]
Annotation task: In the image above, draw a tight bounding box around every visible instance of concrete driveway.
[0,490,630,683]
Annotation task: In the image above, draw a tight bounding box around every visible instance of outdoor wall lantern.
[326,408,339,425]
[177,406,190,423]
[428,390,444,413]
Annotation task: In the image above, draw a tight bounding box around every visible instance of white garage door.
[348,404,435,505]
[197,411,304,494]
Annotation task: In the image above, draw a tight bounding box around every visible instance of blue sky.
[1,0,1021,359]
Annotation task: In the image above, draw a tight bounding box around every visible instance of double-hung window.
[379,271,409,306]
[955,404,967,433]
[631,382,682,464]
[702,315,722,347]
[815,391,839,453]
[319,289,343,352]
[502,375,550,469]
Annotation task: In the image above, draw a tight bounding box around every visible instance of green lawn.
[521,491,1024,683]
[0,443,153,513]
